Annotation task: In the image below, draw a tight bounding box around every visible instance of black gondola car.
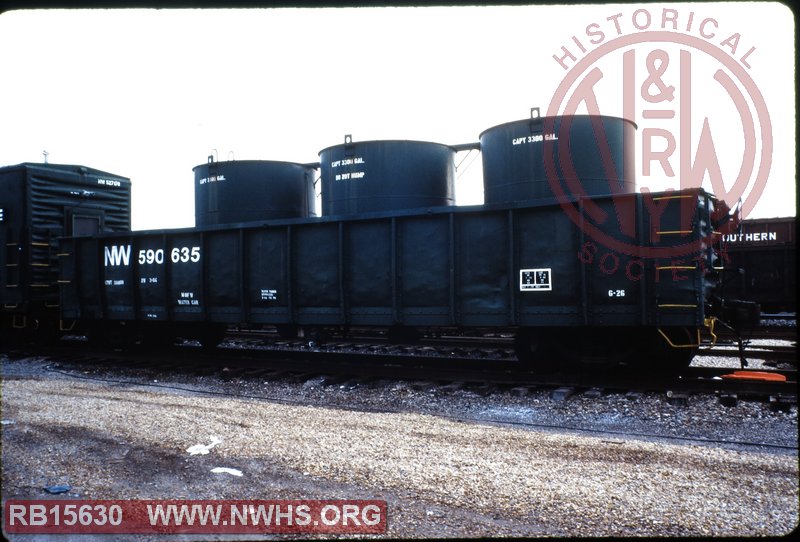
[59,186,727,368]
[0,163,131,340]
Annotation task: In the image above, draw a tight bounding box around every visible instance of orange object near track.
[721,371,787,382]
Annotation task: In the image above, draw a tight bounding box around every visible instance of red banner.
[4,499,387,534]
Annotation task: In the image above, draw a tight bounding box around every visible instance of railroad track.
[712,316,797,343]
[227,328,798,370]
[228,324,797,344]
[4,332,795,410]
[696,344,797,365]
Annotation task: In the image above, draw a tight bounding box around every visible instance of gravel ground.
[1,354,797,539]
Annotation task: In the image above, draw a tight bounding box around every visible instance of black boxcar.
[0,162,130,340]
[720,216,796,313]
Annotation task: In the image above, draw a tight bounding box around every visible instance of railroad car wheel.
[304,328,329,347]
[138,324,176,349]
[514,329,554,368]
[552,328,637,369]
[32,318,60,345]
[517,327,648,370]
[275,324,298,339]
[0,317,60,345]
[88,321,136,348]
[0,318,33,345]
[198,324,228,349]
[387,325,420,344]
[85,324,105,347]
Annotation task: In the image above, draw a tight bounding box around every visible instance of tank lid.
[479,111,638,139]
[318,135,457,156]
[192,159,318,173]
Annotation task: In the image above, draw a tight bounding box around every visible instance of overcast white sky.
[0,3,795,230]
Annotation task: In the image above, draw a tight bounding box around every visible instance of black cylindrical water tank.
[194,160,317,226]
[318,137,456,216]
[479,112,636,204]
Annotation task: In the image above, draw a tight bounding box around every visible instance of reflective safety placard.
[520,268,552,291]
